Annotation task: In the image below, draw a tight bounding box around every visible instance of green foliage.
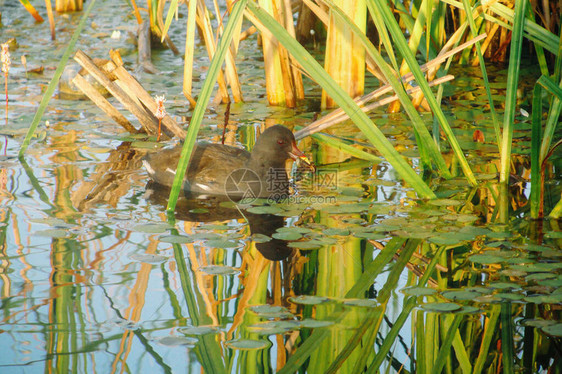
[166,0,248,212]
[18,0,97,157]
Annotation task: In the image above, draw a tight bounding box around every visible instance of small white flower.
[111,30,121,39]
[1,43,11,74]
[154,95,167,119]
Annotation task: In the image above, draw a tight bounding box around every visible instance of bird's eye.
[277,139,285,145]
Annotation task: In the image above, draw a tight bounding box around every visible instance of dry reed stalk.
[195,0,231,103]
[472,22,500,66]
[44,0,56,40]
[183,0,198,106]
[295,34,486,139]
[21,55,28,78]
[155,0,180,54]
[55,0,82,12]
[387,2,433,113]
[71,73,137,133]
[257,0,299,107]
[108,56,186,138]
[129,0,143,24]
[410,21,474,108]
[239,25,258,41]
[304,0,386,83]
[73,50,186,138]
[322,0,366,109]
[296,75,454,139]
[281,0,305,100]
[212,0,244,102]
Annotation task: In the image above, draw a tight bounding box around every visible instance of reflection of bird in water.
[145,182,293,261]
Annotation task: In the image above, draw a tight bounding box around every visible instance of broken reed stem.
[295,75,454,139]
[157,118,162,141]
[294,34,486,139]
[154,95,166,142]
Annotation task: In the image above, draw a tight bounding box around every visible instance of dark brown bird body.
[143,125,308,198]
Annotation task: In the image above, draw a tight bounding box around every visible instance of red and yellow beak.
[289,141,315,171]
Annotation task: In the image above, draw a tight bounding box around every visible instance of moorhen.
[143,125,311,199]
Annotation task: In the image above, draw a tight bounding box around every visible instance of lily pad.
[198,265,239,275]
[287,240,323,250]
[272,231,302,241]
[133,223,172,233]
[289,295,331,305]
[131,141,161,149]
[129,253,168,264]
[368,204,393,214]
[458,226,491,236]
[189,208,209,214]
[34,228,69,238]
[205,239,239,248]
[489,282,520,290]
[252,233,272,243]
[159,235,193,244]
[392,230,434,239]
[545,231,562,239]
[225,339,272,350]
[323,204,369,214]
[246,205,284,214]
[455,306,482,314]
[539,278,562,288]
[178,326,220,335]
[428,199,463,207]
[250,305,293,319]
[311,237,338,245]
[421,302,462,313]
[442,290,483,301]
[157,336,198,346]
[500,269,527,277]
[190,233,222,241]
[342,218,367,225]
[342,299,378,308]
[323,228,350,236]
[524,295,562,304]
[199,224,230,231]
[248,320,301,334]
[525,273,557,282]
[300,319,334,328]
[276,226,313,234]
[521,319,557,328]
[486,231,513,239]
[493,293,524,301]
[465,286,494,294]
[401,287,437,296]
[29,217,70,226]
[354,232,387,240]
[441,214,478,223]
[428,235,463,246]
[469,254,506,264]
